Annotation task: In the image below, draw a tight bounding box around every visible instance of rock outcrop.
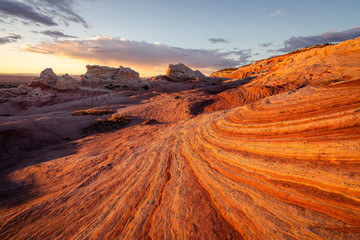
[28,68,78,89]
[206,36,360,112]
[153,63,228,85]
[55,74,79,88]
[80,65,144,87]
[165,63,205,81]
[28,65,146,89]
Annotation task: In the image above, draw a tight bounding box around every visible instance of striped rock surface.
[1,38,360,239]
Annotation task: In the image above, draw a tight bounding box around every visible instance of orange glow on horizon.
[0,48,215,78]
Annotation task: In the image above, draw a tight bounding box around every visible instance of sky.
[0,0,359,77]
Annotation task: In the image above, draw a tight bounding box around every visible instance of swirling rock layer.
[1,38,360,239]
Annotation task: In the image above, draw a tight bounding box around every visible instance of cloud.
[0,0,88,27]
[22,36,253,71]
[270,10,282,16]
[37,30,77,38]
[277,26,360,52]
[208,38,230,44]
[227,49,253,64]
[0,33,21,44]
[259,42,272,47]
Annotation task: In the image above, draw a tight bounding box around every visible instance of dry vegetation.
[72,109,115,116]
[83,114,133,133]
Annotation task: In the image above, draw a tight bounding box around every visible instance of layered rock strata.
[80,65,145,87]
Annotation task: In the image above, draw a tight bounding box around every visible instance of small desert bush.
[83,115,133,133]
[72,109,115,116]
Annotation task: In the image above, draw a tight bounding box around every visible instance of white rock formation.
[156,63,227,85]
[28,68,78,89]
[56,74,79,88]
[165,63,205,82]
[28,68,58,87]
[113,66,140,80]
[39,68,58,85]
[80,65,144,87]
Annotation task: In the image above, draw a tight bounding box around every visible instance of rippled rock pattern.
[1,38,360,239]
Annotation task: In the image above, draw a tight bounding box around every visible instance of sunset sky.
[0,0,359,77]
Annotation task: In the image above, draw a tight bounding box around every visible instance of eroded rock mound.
[153,63,228,85]
[56,74,79,88]
[28,68,78,88]
[165,63,205,81]
[80,65,144,87]
[28,68,78,89]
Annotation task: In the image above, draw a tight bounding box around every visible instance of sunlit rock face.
[205,37,360,112]
[80,65,144,87]
[0,37,360,239]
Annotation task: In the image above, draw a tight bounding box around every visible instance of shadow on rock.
[0,128,78,207]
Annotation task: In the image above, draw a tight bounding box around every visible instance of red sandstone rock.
[0,37,360,240]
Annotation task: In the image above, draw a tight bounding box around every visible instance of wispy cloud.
[277,26,360,52]
[259,42,272,47]
[208,38,230,44]
[0,0,56,26]
[0,0,88,27]
[22,36,253,71]
[270,10,282,17]
[37,30,77,38]
[0,33,21,44]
